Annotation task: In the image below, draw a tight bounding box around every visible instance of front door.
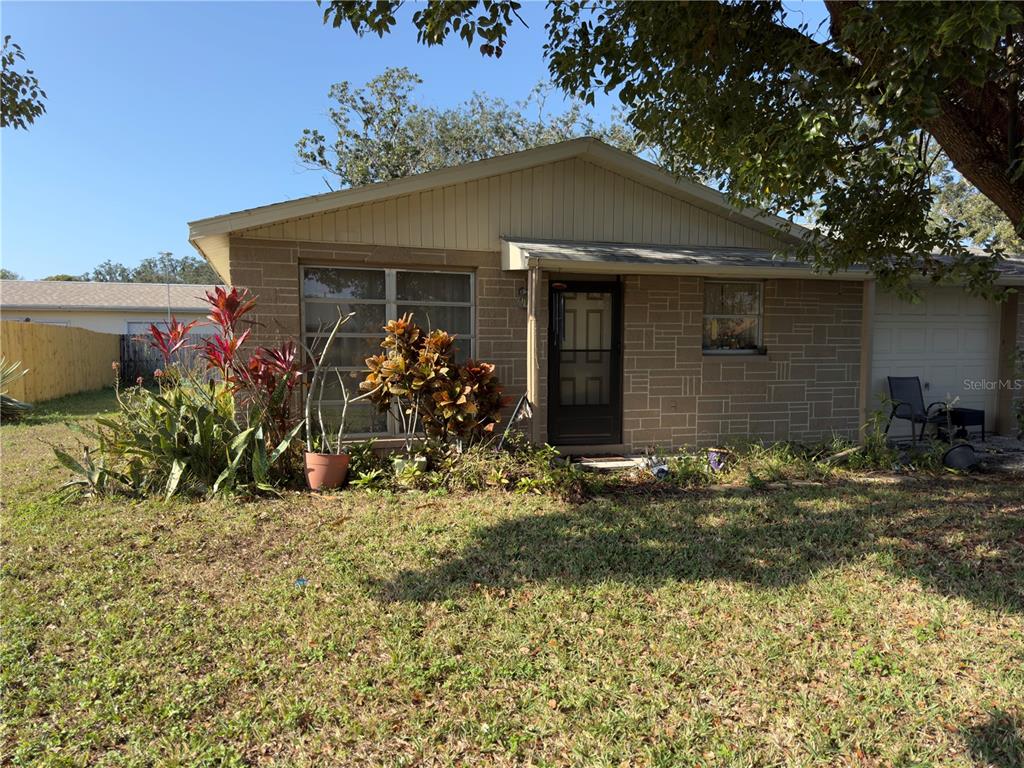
[548,281,622,445]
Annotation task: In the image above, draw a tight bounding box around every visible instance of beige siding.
[237,159,779,252]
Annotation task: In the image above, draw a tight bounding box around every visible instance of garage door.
[872,285,1000,438]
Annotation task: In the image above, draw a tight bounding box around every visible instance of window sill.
[702,349,768,357]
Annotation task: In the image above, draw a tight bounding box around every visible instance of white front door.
[872,285,1000,438]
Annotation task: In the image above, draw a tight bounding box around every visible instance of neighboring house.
[188,138,1024,450]
[0,280,219,335]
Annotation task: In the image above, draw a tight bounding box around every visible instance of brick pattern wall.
[229,238,528,403]
[620,276,863,449]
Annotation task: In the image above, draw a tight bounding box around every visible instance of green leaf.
[269,420,305,465]
[251,429,270,485]
[164,459,185,500]
[52,447,86,476]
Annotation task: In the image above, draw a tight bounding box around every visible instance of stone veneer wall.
[228,237,864,449]
[618,275,863,449]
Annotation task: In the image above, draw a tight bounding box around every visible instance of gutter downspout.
[526,259,541,444]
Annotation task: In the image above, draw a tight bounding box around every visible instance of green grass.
[14,386,118,424]
[2,390,1023,766]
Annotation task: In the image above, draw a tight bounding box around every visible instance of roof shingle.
[0,281,220,312]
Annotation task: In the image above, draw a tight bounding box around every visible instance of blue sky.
[2,1,829,280]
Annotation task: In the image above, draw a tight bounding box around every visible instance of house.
[188,138,1024,451]
[0,280,219,336]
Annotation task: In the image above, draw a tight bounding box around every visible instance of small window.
[702,281,763,353]
[301,265,474,436]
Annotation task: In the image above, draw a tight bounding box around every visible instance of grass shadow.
[17,387,118,424]
[964,709,1024,768]
[372,478,1023,614]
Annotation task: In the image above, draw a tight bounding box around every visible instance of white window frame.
[300,264,475,437]
[702,280,764,355]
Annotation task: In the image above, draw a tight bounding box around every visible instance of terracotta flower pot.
[304,451,350,491]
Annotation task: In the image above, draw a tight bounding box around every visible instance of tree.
[933,155,1023,253]
[0,268,21,280]
[297,67,642,188]
[85,252,219,284]
[88,260,134,283]
[321,1,1024,295]
[42,274,82,282]
[1,35,46,130]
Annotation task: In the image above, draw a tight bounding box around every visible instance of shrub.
[360,314,507,452]
[55,289,305,499]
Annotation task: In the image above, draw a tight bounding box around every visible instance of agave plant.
[0,356,32,420]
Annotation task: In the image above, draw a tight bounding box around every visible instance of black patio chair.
[884,376,948,443]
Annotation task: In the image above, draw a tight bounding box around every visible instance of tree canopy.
[297,66,641,188]
[1,35,46,130]
[321,1,1024,295]
[86,252,219,284]
[25,253,218,284]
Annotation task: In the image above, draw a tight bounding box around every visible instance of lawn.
[2,389,1022,767]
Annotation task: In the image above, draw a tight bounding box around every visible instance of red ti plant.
[205,286,256,335]
[238,340,305,446]
[201,329,251,379]
[147,316,199,365]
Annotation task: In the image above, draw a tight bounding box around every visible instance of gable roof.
[0,280,219,312]
[188,138,808,277]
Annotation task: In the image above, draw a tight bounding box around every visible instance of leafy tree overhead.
[297,67,642,188]
[933,155,1023,253]
[0,268,22,280]
[1,35,46,130]
[321,1,1024,295]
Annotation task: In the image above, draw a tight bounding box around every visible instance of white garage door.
[872,285,1000,438]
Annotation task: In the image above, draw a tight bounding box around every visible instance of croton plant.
[360,314,507,449]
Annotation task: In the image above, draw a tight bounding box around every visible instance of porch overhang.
[501,238,869,281]
[502,238,1024,285]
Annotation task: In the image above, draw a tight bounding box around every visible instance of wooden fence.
[1,321,120,403]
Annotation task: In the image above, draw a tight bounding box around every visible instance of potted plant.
[303,312,356,490]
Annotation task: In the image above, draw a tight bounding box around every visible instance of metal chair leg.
[884,407,896,436]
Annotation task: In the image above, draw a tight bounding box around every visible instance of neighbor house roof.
[188,137,808,280]
[0,280,219,312]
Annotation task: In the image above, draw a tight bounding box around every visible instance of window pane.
[304,302,387,334]
[305,335,383,368]
[396,304,472,335]
[303,268,385,300]
[315,402,388,435]
[706,282,759,315]
[314,369,366,400]
[703,317,760,351]
[396,271,471,303]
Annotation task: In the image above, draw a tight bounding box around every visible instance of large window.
[301,266,474,435]
[702,281,763,353]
